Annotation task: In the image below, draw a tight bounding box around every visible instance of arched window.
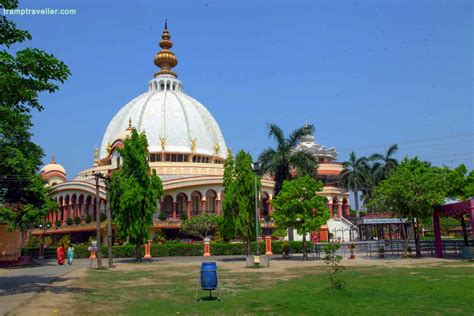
[176,193,187,217]
[162,196,173,218]
[191,191,201,216]
[205,190,217,213]
[261,192,270,218]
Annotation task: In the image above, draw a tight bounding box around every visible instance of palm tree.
[340,152,368,218]
[258,123,318,196]
[258,123,319,241]
[369,144,399,180]
[360,161,382,213]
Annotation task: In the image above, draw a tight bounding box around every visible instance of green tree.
[0,0,69,240]
[371,158,446,256]
[222,150,260,255]
[340,152,368,217]
[220,149,237,240]
[109,129,163,261]
[258,123,318,240]
[258,123,318,195]
[181,213,219,240]
[272,176,329,260]
[441,164,474,201]
[369,144,399,180]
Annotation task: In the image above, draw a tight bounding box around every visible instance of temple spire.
[154,21,178,78]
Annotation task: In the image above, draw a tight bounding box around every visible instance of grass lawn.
[74,261,474,315]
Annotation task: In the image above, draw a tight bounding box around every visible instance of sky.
[6,0,473,178]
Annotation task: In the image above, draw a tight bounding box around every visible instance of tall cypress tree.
[222,150,260,255]
[109,129,163,261]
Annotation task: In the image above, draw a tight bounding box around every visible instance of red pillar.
[329,202,334,218]
[172,202,177,220]
[344,204,350,217]
[337,203,342,218]
[201,200,206,214]
[186,200,191,219]
[216,200,221,215]
[470,207,474,239]
[268,201,273,214]
[433,210,443,258]
[265,236,272,255]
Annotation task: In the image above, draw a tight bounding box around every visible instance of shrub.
[21,241,306,258]
[66,217,73,226]
[25,236,41,248]
[85,214,92,223]
[55,220,62,227]
[74,216,81,225]
[180,212,188,222]
[59,235,71,248]
[100,213,107,222]
[158,212,167,221]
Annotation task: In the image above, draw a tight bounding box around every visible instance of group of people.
[56,244,75,265]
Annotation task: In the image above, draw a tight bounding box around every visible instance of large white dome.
[100,75,227,159]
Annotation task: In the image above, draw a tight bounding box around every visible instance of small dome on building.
[40,156,67,185]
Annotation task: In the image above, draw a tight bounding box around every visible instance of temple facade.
[32,23,352,243]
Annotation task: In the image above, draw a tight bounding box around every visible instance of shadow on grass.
[0,275,85,297]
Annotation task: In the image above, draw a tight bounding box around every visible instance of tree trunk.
[288,227,294,241]
[412,218,421,257]
[302,233,307,261]
[245,240,251,257]
[135,241,142,262]
[354,190,360,218]
[400,218,408,256]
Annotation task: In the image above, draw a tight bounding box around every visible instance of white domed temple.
[33,23,354,242]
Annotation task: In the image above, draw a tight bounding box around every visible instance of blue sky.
[7,0,473,178]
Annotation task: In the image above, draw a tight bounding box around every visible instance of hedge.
[21,241,306,258]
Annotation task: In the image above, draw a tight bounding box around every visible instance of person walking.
[56,244,65,265]
[67,244,75,265]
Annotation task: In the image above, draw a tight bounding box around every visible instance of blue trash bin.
[201,262,218,290]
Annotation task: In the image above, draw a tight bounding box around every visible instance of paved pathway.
[0,259,89,315]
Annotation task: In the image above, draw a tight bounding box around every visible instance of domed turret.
[40,156,67,186]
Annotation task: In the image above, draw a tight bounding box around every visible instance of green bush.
[55,220,62,227]
[74,216,81,225]
[66,217,73,226]
[100,213,107,222]
[25,236,41,248]
[180,212,188,222]
[85,214,92,223]
[158,212,167,221]
[21,240,305,258]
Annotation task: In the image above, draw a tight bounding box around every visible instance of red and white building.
[32,24,354,242]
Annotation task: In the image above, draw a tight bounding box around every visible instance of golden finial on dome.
[50,155,56,164]
[214,143,220,156]
[154,20,178,78]
[93,146,99,167]
[107,142,112,154]
[191,137,197,154]
[126,117,133,131]
[159,136,166,151]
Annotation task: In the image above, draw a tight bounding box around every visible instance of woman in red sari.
[56,244,65,265]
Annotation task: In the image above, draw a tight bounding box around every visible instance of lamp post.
[38,222,51,259]
[251,162,260,255]
[92,171,112,269]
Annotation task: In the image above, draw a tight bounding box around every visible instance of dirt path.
[9,268,87,316]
